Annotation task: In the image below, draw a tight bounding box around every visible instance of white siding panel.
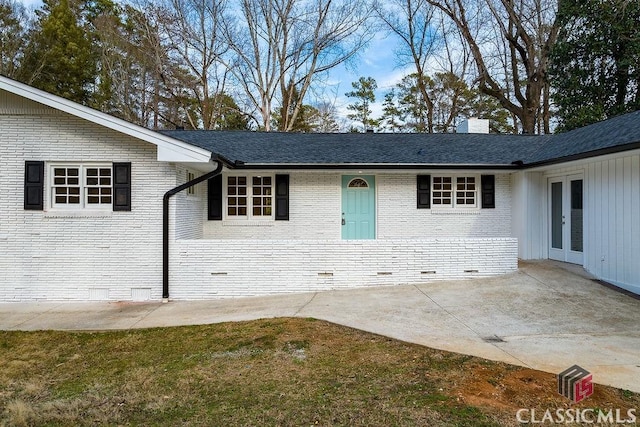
[580,152,639,292]
[521,149,640,294]
[631,155,640,285]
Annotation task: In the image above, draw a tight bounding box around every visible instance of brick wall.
[202,172,512,240]
[0,100,176,301]
[1,92,519,301]
[170,238,518,299]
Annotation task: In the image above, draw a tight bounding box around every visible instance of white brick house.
[1,76,639,301]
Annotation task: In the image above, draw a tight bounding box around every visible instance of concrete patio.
[1,260,639,393]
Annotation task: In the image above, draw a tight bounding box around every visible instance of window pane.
[88,196,99,204]
[238,207,247,215]
[69,196,80,204]
[100,178,111,185]
[551,182,563,249]
[264,207,271,215]
[68,169,79,176]
[68,178,79,185]
[101,196,111,204]
[253,207,261,216]
[100,168,111,176]
[86,169,98,177]
[571,179,583,252]
[238,177,246,185]
[87,178,99,185]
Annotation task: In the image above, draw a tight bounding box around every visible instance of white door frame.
[548,173,584,264]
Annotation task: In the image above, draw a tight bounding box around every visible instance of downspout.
[163,158,224,301]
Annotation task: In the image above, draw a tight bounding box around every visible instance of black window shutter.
[417,175,431,209]
[481,174,495,209]
[275,174,290,221]
[208,174,223,220]
[113,162,132,211]
[24,161,44,210]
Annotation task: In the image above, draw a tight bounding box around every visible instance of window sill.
[44,210,113,218]
[430,209,480,215]
[222,220,275,227]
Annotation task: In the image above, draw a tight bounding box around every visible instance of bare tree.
[376,0,440,132]
[425,0,559,134]
[0,0,29,79]
[224,0,376,131]
[160,0,232,129]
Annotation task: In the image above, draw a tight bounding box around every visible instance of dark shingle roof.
[160,110,640,168]
[525,110,640,165]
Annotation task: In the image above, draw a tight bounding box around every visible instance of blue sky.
[18,0,408,126]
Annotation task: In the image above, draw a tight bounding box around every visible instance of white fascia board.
[0,76,212,164]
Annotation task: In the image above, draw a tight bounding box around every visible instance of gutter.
[228,163,521,170]
[162,157,225,301]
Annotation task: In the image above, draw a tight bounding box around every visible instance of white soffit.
[0,76,212,164]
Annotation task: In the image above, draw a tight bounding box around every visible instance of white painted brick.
[2,95,519,301]
[1,102,176,301]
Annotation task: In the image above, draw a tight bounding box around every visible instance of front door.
[341,175,375,239]
[548,174,584,264]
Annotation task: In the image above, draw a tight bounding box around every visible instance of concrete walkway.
[2,261,639,393]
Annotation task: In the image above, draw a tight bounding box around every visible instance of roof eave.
[0,76,212,163]
[521,141,640,169]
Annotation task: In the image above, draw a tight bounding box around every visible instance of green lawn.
[1,318,638,426]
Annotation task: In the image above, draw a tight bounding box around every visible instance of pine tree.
[19,0,96,104]
[345,76,378,132]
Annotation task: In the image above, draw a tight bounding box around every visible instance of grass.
[1,318,638,426]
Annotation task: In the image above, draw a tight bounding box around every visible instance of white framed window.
[225,175,273,219]
[50,164,112,209]
[432,175,477,208]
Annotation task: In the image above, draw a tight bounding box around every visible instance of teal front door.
[341,175,375,239]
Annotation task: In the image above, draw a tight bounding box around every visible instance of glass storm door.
[341,175,375,239]
[548,174,584,264]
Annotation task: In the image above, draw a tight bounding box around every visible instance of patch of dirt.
[450,362,638,424]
